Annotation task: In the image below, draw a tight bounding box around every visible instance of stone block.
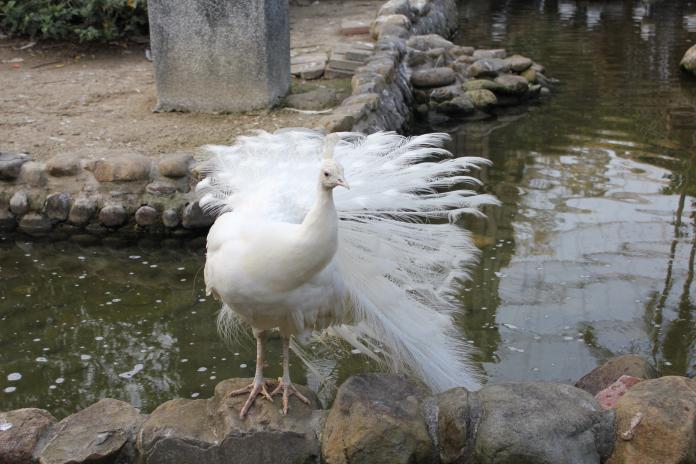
[291,52,328,80]
[147,0,290,113]
[340,19,370,36]
[91,154,151,182]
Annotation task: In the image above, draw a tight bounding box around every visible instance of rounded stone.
[9,191,28,216]
[99,204,128,228]
[430,84,462,103]
[575,355,658,396]
[158,153,193,178]
[406,34,455,51]
[44,192,71,221]
[162,209,180,228]
[435,96,475,115]
[472,48,507,59]
[68,197,97,226]
[135,205,159,226]
[680,44,696,76]
[0,152,30,180]
[494,74,530,95]
[468,58,510,78]
[19,213,52,236]
[90,154,152,182]
[146,180,177,195]
[46,154,80,177]
[0,408,56,464]
[505,54,533,72]
[19,161,47,187]
[370,14,411,40]
[464,89,498,109]
[410,67,457,88]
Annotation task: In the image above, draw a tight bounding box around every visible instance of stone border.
[3,356,694,464]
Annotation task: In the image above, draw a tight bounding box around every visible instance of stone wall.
[2,355,695,464]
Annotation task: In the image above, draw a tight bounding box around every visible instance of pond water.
[2,0,696,417]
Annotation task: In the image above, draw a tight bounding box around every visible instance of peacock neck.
[302,186,338,234]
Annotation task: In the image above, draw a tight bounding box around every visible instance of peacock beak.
[337,179,350,190]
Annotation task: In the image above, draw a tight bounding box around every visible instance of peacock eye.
[324,171,330,177]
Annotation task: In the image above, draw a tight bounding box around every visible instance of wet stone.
[411,67,457,88]
[465,89,498,109]
[46,154,80,177]
[0,208,17,231]
[437,387,474,464]
[44,193,71,221]
[9,191,29,216]
[135,205,159,227]
[19,213,52,236]
[0,152,30,180]
[0,408,56,464]
[99,204,128,228]
[182,201,215,229]
[158,153,193,178]
[406,34,455,51]
[435,96,475,115]
[494,74,529,95]
[39,398,143,464]
[473,48,507,59]
[162,209,180,228]
[506,54,533,72]
[468,58,511,78]
[450,45,474,57]
[430,84,462,103]
[68,197,97,226]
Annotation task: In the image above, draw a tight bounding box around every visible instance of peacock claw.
[271,377,311,415]
[228,380,274,418]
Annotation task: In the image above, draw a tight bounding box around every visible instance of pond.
[2,0,696,417]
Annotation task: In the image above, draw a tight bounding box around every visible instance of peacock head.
[319,159,349,190]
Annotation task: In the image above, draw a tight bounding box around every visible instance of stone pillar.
[147,0,290,113]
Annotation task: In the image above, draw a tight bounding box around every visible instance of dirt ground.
[0,0,381,161]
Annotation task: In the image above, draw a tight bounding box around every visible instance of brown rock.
[135,205,159,226]
[468,58,510,78]
[465,89,497,109]
[20,161,47,187]
[90,154,152,182]
[595,375,643,410]
[608,376,696,464]
[99,204,128,228]
[437,387,474,464]
[158,153,193,178]
[370,14,411,40]
[137,378,322,464]
[505,54,533,72]
[0,408,56,464]
[435,96,475,115]
[39,398,143,464]
[406,34,455,51]
[162,209,180,228]
[68,197,97,226]
[494,74,529,95]
[46,154,80,177]
[322,373,433,464]
[575,355,658,395]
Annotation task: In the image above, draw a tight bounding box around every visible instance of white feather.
[200,129,499,392]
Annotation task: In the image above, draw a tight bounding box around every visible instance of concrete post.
[147,0,290,113]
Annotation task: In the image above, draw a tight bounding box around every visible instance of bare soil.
[0,0,381,161]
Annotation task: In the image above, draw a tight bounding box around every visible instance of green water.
[2,0,696,417]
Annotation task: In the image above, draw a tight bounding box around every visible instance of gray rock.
[505,54,533,72]
[135,205,160,226]
[575,355,658,396]
[19,161,47,187]
[162,209,180,228]
[430,84,462,103]
[68,197,97,226]
[9,191,29,216]
[44,193,71,222]
[468,59,510,78]
[473,48,507,59]
[137,378,322,464]
[19,213,52,236]
[406,34,454,51]
[0,208,17,231]
[410,0,430,16]
[158,153,193,178]
[0,152,30,180]
[182,201,215,229]
[285,88,339,110]
[494,74,529,95]
[99,204,128,228]
[465,89,497,109]
[46,154,80,177]
[411,67,457,88]
[371,14,411,40]
[0,408,56,464]
[90,154,152,182]
[435,96,475,115]
[148,0,289,113]
[450,45,474,57]
[39,398,143,464]
[291,52,327,80]
[322,373,433,464]
[680,44,696,76]
[146,180,177,195]
[473,382,614,464]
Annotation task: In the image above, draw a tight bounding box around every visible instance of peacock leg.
[271,336,311,415]
[228,329,273,418]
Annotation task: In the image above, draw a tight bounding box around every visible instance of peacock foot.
[228,380,274,418]
[271,378,311,415]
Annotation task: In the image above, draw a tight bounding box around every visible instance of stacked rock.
[405,34,553,123]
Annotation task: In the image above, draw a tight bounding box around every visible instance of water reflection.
[447,0,696,382]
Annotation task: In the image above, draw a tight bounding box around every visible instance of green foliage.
[0,0,148,42]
